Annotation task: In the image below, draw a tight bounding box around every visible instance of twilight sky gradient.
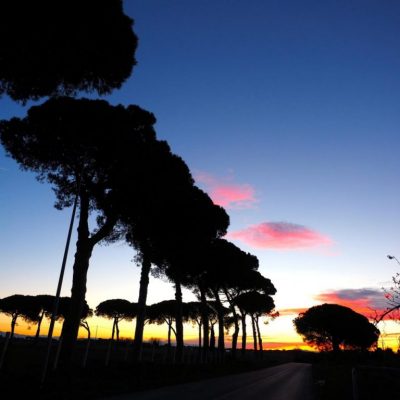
[1,0,400,348]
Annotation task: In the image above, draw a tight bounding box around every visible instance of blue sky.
[1,0,400,345]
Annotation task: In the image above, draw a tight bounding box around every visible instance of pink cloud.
[194,171,256,209]
[278,289,395,323]
[227,221,331,249]
[314,288,391,320]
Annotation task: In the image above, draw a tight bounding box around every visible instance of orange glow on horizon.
[2,306,398,352]
[278,307,308,317]
[0,314,311,350]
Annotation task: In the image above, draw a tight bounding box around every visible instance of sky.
[1,0,400,349]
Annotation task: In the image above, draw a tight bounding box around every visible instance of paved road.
[107,362,314,400]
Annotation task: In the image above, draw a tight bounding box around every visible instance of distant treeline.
[0,293,278,355]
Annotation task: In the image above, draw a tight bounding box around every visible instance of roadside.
[312,349,400,400]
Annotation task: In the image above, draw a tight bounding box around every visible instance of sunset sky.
[1,0,400,349]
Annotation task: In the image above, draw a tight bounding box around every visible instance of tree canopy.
[95,299,136,341]
[195,239,276,355]
[294,303,380,351]
[56,297,92,322]
[0,294,41,338]
[0,97,157,204]
[0,97,164,358]
[234,291,275,318]
[0,0,137,101]
[147,300,190,347]
[95,299,135,321]
[30,294,55,341]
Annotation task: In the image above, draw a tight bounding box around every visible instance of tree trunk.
[167,324,171,347]
[223,288,239,357]
[332,336,340,352]
[35,310,45,342]
[132,251,151,362]
[60,239,93,362]
[251,315,257,352]
[111,319,116,340]
[60,192,115,364]
[10,314,18,339]
[199,287,209,352]
[209,324,216,350]
[81,321,91,340]
[116,321,120,341]
[82,322,91,368]
[171,324,177,340]
[241,312,247,355]
[232,316,239,354]
[174,280,184,363]
[60,193,92,363]
[256,316,263,353]
[212,289,225,352]
[197,321,202,349]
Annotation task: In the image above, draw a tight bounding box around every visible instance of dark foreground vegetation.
[313,349,400,400]
[1,337,399,399]
[0,337,290,399]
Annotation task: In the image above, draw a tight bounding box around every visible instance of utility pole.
[41,186,79,386]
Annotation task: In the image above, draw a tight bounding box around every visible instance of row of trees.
[0,1,278,365]
[0,84,278,365]
[3,295,383,354]
[0,294,91,340]
[96,297,276,353]
[0,292,277,355]
[3,0,392,362]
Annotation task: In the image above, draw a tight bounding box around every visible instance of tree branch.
[89,215,117,246]
[375,305,400,324]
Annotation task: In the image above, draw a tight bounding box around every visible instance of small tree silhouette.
[31,294,55,341]
[234,291,276,353]
[187,301,204,349]
[201,242,275,357]
[294,303,380,351]
[95,299,136,341]
[0,295,41,339]
[194,239,262,353]
[146,300,186,347]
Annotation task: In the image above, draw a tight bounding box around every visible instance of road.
[106,362,314,400]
